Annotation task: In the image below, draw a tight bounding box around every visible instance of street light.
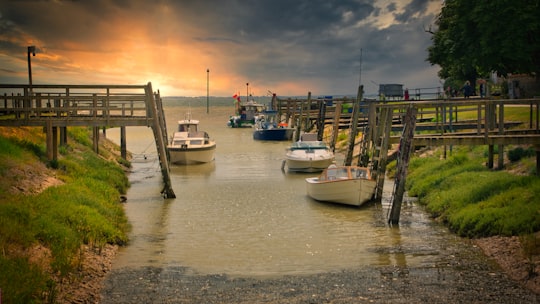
[27,46,36,96]
[246,82,249,102]
[206,68,209,114]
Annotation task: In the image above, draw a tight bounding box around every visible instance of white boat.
[167,116,216,165]
[305,165,376,207]
[284,133,335,172]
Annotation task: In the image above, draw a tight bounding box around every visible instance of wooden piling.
[344,85,363,166]
[330,101,341,152]
[146,83,175,199]
[46,120,53,160]
[373,106,393,200]
[388,106,417,225]
[120,126,127,160]
[316,98,326,141]
[93,127,99,155]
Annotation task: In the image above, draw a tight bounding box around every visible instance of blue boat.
[252,110,294,141]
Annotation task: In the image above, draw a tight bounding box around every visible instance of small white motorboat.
[167,116,216,165]
[284,133,335,172]
[305,165,376,207]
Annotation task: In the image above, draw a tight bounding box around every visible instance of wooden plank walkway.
[277,95,540,149]
[0,83,176,198]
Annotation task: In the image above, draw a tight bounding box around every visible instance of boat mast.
[359,48,363,87]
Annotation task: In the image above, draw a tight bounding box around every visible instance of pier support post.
[344,85,363,166]
[498,101,505,169]
[330,101,341,152]
[120,126,127,160]
[92,127,99,155]
[146,83,175,199]
[45,120,58,161]
[316,97,326,141]
[388,106,417,225]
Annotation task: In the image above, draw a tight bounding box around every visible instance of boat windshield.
[350,167,368,178]
[320,167,349,181]
[178,123,198,132]
[290,141,328,150]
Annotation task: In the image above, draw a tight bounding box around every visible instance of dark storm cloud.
[0,0,442,96]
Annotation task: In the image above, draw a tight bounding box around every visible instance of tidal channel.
[104,99,460,277]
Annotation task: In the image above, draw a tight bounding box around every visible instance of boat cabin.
[238,101,265,121]
[177,120,199,133]
[318,166,370,181]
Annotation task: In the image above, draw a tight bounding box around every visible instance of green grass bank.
[1,124,539,302]
[0,126,130,303]
[402,145,540,237]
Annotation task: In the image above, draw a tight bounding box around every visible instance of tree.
[427,0,540,84]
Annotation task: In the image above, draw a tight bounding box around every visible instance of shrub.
[508,146,535,162]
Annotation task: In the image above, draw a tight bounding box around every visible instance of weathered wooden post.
[294,93,307,142]
[330,101,341,152]
[374,106,393,200]
[357,101,375,167]
[388,106,417,225]
[498,100,504,169]
[46,120,55,161]
[120,126,127,160]
[146,83,175,199]
[344,85,363,165]
[305,93,312,133]
[316,97,327,141]
[486,100,495,168]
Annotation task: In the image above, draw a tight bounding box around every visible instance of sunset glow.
[0,1,443,97]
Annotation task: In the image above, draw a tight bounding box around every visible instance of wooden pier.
[278,90,540,223]
[0,83,175,198]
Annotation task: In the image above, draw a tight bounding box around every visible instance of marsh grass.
[0,127,129,303]
[407,145,540,237]
[0,257,51,303]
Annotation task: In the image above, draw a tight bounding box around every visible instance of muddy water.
[105,100,459,277]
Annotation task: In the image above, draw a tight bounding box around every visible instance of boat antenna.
[358,48,363,87]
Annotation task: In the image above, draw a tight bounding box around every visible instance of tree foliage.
[427,0,540,82]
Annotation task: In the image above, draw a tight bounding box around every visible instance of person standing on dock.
[462,81,473,98]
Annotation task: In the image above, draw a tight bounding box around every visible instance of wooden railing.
[0,84,153,127]
[0,83,175,198]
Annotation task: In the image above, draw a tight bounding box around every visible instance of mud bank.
[99,238,538,303]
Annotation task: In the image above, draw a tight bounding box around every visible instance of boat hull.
[168,144,216,165]
[253,128,294,141]
[305,177,376,206]
[285,156,334,173]
[284,138,335,172]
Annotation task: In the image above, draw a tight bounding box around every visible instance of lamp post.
[246,82,249,102]
[27,46,36,96]
[206,68,210,114]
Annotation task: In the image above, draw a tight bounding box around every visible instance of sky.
[0,0,443,97]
